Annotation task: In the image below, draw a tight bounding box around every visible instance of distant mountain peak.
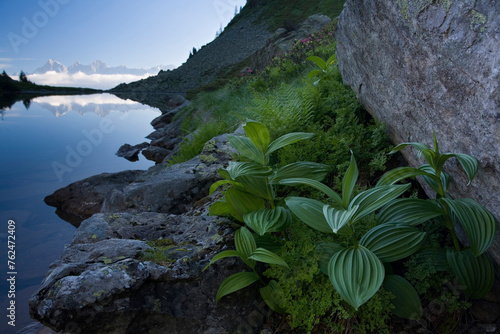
[32,60,175,76]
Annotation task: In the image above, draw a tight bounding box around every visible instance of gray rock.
[336,0,500,264]
[29,210,267,334]
[150,136,182,150]
[45,131,238,226]
[116,142,149,161]
[142,145,170,163]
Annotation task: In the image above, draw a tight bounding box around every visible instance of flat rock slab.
[29,211,267,334]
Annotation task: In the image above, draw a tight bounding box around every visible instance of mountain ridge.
[33,59,175,76]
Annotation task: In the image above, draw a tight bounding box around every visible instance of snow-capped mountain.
[33,59,174,76]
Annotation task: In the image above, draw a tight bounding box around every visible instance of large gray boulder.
[336,1,500,263]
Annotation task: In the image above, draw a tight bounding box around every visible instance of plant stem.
[441,200,461,251]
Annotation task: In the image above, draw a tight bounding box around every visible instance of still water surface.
[0,93,159,333]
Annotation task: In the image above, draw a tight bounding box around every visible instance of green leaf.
[360,223,426,262]
[243,121,270,154]
[434,153,478,185]
[442,198,497,256]
[285,196,334,233]
[243,207,291,236]
[267,132,315,156]
[323,205,359,233]
[307,55,327,70]
[216,271,260,303]
[235,227,256,257]
[308,69,323,78]
[228,135,266,165]
[249,248,289,268]
[349,184,410,222]
[279,178,342,205]
[317,242,343,275]
[209,179,236,195]
[270,162,330,183]
[253,234,283,253]
[260,280,286,313]
[209,201,231,217]
[419,164,449,194]
[413,248,450,272]
[454,153,479,184]
[389,142,430,155]
[341,153,359,208]
[377,198,443,226]
[226,161,273,179]
[326,54,336,66]
[328,246,385,310]
[383,275,422,320]
[376,166,439,186]
[203,250,242,271]
[236,175,272,200]
[225,188,266,222]
[447,249,495,299]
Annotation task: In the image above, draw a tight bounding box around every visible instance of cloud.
[27,71,156,90]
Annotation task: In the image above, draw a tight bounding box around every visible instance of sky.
[0,0,247,88]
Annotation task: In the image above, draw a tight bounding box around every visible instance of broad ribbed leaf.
[249,248,289,268]
[226,161,272,180]
[260,280,286,313]
[377,198,443,226]
[243,121,270,154]
[270,162,330,183]
[413,248,450,272]
[377,167,438,186]
[253,234,282,253]
[228,135,266,165]
[279,178,342,205]
[225,188,266,222]
[216,271,260,303]
[267,132,315,156]
[328,246,385,310]
[235,227,256,259]
[323,205,359,233]
[435,153,478,185]
[218,168,231,180]
[209,201,231,217]
[285,196,333,233]
[383,275,422,320]
[243,207,291,235]
[307,55,327,70]
[342,153,359,208]
[237,175,272,200]
[360,223,426,262]
[447,249,494,299]
[203,250,242,271]
[349,184,410,222]
[442,198,496,256]
[420,164,449,194]
[317,242,344,275]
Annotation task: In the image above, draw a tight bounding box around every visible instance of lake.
[0,93,160,333]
